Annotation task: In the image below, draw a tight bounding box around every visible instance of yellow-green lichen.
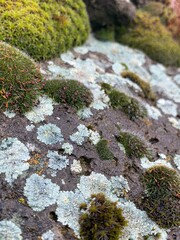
[0,0,90,60]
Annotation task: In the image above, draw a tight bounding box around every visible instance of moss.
[0,0,90,60]
[116,131,152,160]
[94,26,115,41]
[96,139,114,160]
[116,11,180,67]
[0,42,43,113]
[79,193,127,240]
[101,83,147,120]
[121,71,156,101]
[141,165,180,228]
[43,79,93,110]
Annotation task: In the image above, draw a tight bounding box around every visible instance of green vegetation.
[116,11,180,67]
[101,83,147,120]
[79,193,127,240]
[95,26,115,41]
[121,71,156,101]
[142,165,180,228]
[96,139,114,161]
[0,42,43,113]
[43,79,93,110]
[116,131,152,159]
[0,0,90,60]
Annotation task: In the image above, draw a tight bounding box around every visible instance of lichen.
[70,159,82,174]
[0,137,30,184]
[24,174,60,211]
[70,124,90,145]
[37,123,64,145]
[0,220,22,240]
[47,151,69,172]
[62,142,74,155]
[42,230,55,240]
[89,130,101,145]
[174,154,180,170]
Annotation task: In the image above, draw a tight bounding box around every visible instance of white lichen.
[70,124,90,145]
[70,159,82,174]
[174,155,180,170]
[77,107,93,120]
[3,110,16,118]
[110,176,130,197]
[144,103,162,120]
[157,98,177,117]
[37,123,64,145]
[47,151,69,171]
[62,142,74,155]
[42,230,55,240]
[25,95,54,123]
[141,157,173,169]
[24,174,60,211]
[88,129,101,145]
[168,117,180,130]
[0,138,30,184]
[0,220,22,240]
[26,124,35,132]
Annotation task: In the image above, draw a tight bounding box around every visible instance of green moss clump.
[142,165,180,228]
[94,26,115,41]
[121,71,156,101]
[96,139,114,160]
[101,83,147,120]
[43,79,93,110]
[0,0,90,60]
[116,131,152,159]
[79,193,128,240]
[0,42,43,113]
[116,11,180,67]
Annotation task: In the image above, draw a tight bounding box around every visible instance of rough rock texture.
[131,0,147,6]
[0,35,180,239]
[83,0,136,29]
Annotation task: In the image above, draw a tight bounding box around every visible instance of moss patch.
[79,193,127,240]
[101,83,147,120]
[141,165,180,228]
[116,131,152,160]
[0,0,90,60]
[116,11,180,67]
[96,139,114,161]
[0,42,43,113]
[43,79,93,110]
[121,71,156,101]
[94,26,115,42]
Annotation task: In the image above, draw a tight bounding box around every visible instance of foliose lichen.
[70,124,90,145]
[0,220,22,240]
[47,150,69,171]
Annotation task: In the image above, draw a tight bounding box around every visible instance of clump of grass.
[43,79,93,110]
[101,83,147,120]
[0,42,43,113]
[79,193,128,240]
[117,10,180,67]
[141,165,180,228]
[121,71,156,101]
[116,131,152,160]
[96,139,114,161]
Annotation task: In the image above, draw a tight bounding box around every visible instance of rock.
[131,0,147,6]
[83,0,136,30]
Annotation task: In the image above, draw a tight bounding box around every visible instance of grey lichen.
[62,142,74,155]
[37,123,64,145]
[0,220,22,240]
[24,174,60,211]
[70,124,90,145]
[0,137,30,184]
[47,151,69,171]
[42,230,55,240]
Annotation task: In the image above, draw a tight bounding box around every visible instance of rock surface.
[0,35,180,239]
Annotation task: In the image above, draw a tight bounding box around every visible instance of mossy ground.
[116,131,152,160]
[0,0,90,60]
[101,83,147,120]
[43,79,93,110]
[0,42,43,113]
[96,139,114,161]
[121,71,156,101]
[79,193,127,240]
[141,165,180,228]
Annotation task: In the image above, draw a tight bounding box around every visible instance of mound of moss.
[116,11,180,67]
[116,131,152,160]
[0,42,43,113]
[43,79,93,110]
[121,71,156,101]
[79,193,127,240]
[0,0,90,60]
[142,165,180,228]
[96,139,114,161]
[101,83,147,120]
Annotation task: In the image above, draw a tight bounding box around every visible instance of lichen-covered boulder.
[82,0,136,30]
[0,0,90,60]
